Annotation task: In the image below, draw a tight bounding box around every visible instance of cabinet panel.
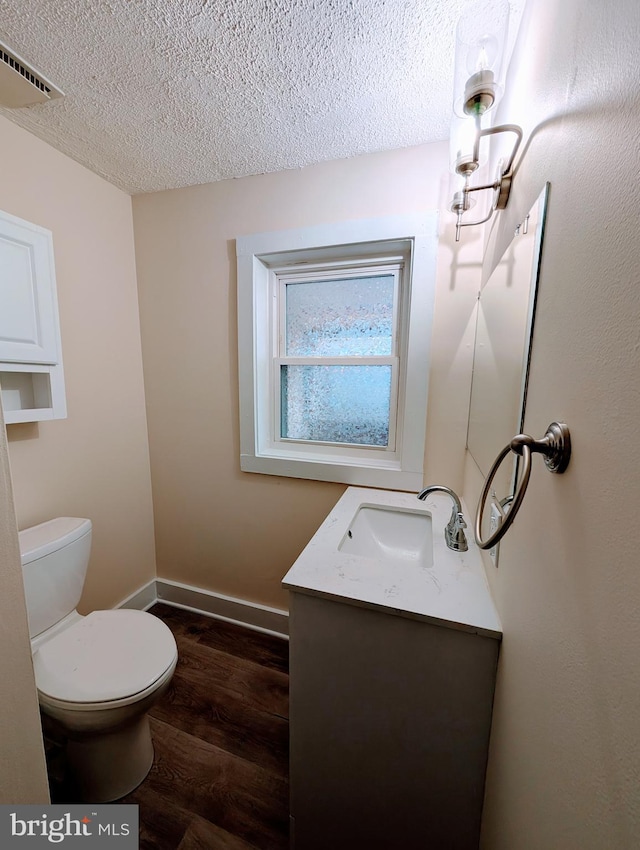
[289,592,500,850]
[0,209,66,422]
[0,211,58,364]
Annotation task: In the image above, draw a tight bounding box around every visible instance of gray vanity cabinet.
[288,591,500,850]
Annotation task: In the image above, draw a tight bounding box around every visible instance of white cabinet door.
[0,210,59,364]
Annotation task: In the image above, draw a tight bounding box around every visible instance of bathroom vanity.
[283,487,502,850]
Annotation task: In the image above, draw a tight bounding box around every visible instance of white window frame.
[236,213,438,490]
[275,259,402,453]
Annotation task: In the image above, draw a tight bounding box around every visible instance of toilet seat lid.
[33,610,177,704]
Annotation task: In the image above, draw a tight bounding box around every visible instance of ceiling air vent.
[0,40,64,107]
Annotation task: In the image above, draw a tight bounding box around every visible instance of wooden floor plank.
[151,603,289,674]
[128,717,289,850]
[165,636,289,718]
[124,785,191,849]
[151,668,289,777]
[176,816,263,850]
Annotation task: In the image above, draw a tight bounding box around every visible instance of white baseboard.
[115,579,157,612]
[116,577,289,639]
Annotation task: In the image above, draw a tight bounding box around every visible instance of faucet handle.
[445,511,468,552]
[445,518,469,552]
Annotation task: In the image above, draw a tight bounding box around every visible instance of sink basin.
[338,505,433,569]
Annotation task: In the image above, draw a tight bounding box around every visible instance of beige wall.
[462,0,640,846]
[0,401,49,802]
[0,116,156,611]
[133,143,481,610]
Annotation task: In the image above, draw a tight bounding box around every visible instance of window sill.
[240,452,423,491]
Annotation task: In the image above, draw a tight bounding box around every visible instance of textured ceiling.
[0,1,524,195]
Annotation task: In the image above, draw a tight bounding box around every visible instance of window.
[279,264,399,448]
[236,213,437,490]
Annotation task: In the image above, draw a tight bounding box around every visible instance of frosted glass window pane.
[285,275,394,356]
[281,365,391,446]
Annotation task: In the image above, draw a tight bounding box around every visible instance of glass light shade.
[449,113,487,176]
[452,0,509,118]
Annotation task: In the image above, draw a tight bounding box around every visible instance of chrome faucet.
[417,485,468,552]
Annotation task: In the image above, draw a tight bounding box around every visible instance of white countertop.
[282,486,502,640]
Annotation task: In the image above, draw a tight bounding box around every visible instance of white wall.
[462,0,640,846]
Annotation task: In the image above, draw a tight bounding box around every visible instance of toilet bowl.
[19,517,178,802]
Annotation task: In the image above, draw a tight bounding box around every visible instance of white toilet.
[19,516,178,803]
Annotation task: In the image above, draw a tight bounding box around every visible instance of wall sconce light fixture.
[450,0,523,240]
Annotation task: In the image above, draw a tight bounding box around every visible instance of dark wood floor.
[47,603,290,850]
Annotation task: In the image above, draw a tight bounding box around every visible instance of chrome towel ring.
[475,422,571,550]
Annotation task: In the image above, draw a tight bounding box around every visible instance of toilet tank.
[19,517,92,639]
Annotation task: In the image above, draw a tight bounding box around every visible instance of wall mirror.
[467,183,549,502]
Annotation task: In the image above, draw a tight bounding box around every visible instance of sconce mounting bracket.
[494,163,511,210]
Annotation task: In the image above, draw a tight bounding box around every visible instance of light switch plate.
[489,502,501,567]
